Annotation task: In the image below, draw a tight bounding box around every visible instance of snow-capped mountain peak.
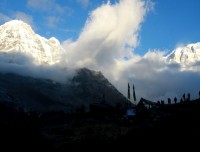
[166,42,200,64]
[0,20,64,65]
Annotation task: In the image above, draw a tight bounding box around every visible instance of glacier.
[0,20,65,65]
[166,42,200,64]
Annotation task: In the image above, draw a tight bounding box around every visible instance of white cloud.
[0,52,75,83]
[0,11,35,29]
[0,13,11,24]
[27,0,73,29]
[1,0,199,104]
[63,0,149,68]
[46,6,73,28]
[0,12,33,26]
[55,5,72,14]
[61,0,200,103]
[62,0,151,88]
[14,11,34,27]
[27,0,55,11]
[77,0,89,8]
[27,0,72,15]
[109,50,200,103]
[46,16,60,28]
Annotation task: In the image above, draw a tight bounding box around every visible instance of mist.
[0,51,76,83]
[1,0,200,103]
[61,0,200,103]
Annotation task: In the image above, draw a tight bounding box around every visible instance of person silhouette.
[187,93,190,101]
[183,93,186,101]
[168,98,171,104]
[174,97,177,104]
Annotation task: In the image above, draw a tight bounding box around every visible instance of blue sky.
[136,0,200,54]
[1,0,200,56]
[0,0,115,43]
[1,0,200,102]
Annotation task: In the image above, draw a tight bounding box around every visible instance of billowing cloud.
[1,0,199,104]
[61,0,200,103]
[99,49,200,104]
[63,0,149,68]
[62,0,152,99]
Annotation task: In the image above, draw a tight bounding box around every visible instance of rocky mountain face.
[166,42,200,64]
[0,20,64,65]
[0,68,128,113]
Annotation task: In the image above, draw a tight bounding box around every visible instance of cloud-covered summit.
[0,0,200,104]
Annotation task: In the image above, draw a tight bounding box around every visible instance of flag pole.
[127,83,131,108]
[133,83,136,103]
[128,83,130,100]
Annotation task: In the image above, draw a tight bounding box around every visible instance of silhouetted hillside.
[0,68,129,113]
[0,98,200,150]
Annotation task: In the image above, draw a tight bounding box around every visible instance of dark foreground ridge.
[0,98,200,150]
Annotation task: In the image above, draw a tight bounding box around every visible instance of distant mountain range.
[1,20,200,65]
[0,20,200,112]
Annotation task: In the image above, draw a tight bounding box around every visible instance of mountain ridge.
[0,68,129,113]
[1,20,200,66]
[166,42,200,64]
[1,20,200,112]
[0,20,64,65]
